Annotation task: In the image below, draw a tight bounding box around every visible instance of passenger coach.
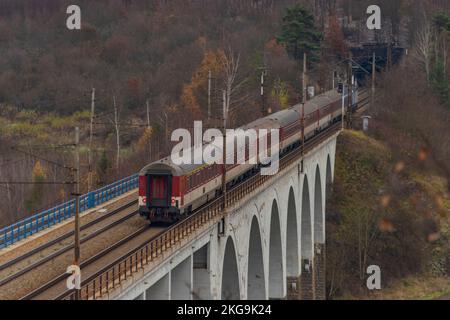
[139,87,357,224]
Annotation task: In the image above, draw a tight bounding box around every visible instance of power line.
[0,181,75,185]
[10,146,75,172]
[13,144,76,150]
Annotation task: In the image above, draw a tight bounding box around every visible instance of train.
[138,85,358,224]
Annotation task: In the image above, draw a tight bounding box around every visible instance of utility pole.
[341,82,346,130]
[146,99,151,129]
[301,53,307,160]
[208,70,212,121]
[372,52,376,109]
[260,67,267,115]
[222,90,227,209]
[73,127,81,300]
[387,43,392,71]
[88,88,95,191]
[113,96,120,175]
[347,58,353,129]
[332,71,335,90]
[302,52,307,103]
[146,99,152,160]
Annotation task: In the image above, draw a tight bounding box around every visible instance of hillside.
[327,130,450,299]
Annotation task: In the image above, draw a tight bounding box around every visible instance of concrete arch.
[326,155,333,201]
[221,237,240,300]
[301,176,313,260]
[247,216,266,300]
[314,165,324,244]
[286,187,299,277]
[269,200,284,299]
[326,154,333,184]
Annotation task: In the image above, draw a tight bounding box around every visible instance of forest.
[0,0,449,299]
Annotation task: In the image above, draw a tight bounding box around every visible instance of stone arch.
[286,187,299,277]
[221,237,240,300]
[247,216,266,300]
[314,165,324,244]
[301,176,313,260]
[326,154,333,201]
[269,199,284,299]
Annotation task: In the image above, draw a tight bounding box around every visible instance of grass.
[340,275,450,300]
[330,130,450,301]
[374,276,450,300]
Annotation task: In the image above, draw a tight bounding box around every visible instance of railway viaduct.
[108,129,337,301]
[0,89,370,301]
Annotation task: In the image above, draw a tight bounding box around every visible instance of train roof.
[140,88,344,177]
[264,109,300,127]
[293,89,342,115]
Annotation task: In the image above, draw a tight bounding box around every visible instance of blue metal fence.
[0,174,139,249]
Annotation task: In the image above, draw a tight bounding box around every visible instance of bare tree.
[222,48,241,127]
[413,18,434,83]
[220,48,255,126]
[109,96,121,175]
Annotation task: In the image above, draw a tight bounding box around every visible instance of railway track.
[58,122,346,300]
[356,88,371,112]
[0,199,145,299]
[0,200,137,273]
[22,225,165,300]
[22,192,224,300]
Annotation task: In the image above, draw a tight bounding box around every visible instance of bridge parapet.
[0,174,138,249]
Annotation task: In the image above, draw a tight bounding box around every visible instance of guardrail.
[60,123,342,300]
[0,174,139,249]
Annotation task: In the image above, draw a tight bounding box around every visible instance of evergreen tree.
[432,11,450,34]
[430,58,449,105]
[277,5,322,64]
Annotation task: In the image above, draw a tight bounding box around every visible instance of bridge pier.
[146,273,171,300]
[314,243,326,300]
[193,244,211,300]
[286,276,300,299]
[171,256,193,300]
[299,259,315,300]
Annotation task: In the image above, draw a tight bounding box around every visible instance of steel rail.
[0,207,139,287]
[21,225,154,300]
[0,200,137,272]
